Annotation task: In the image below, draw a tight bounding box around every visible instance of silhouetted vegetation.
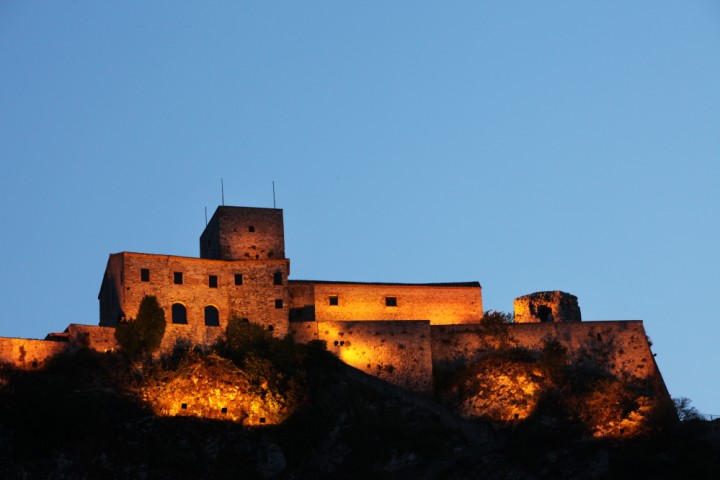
[115,295,166,358]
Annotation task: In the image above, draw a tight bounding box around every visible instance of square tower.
[200,206,285,261]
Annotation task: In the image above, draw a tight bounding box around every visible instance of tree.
[115,295,166,358]
[674,397,703,422]
[481,310,514,324]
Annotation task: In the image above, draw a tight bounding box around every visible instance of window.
[275,299,283,309]
[248,226,255,232]
[209,275,218,288]
[172,303,187,324]
[141,268,150,282]
[234,274,243,285]
[329,295,338,306]
[181,403,187,409]
[273,271,283,285]
[174,272,183,285]
[221,407,228,414]
[268,325,274,332]
[385,297,397,307]
[204,305,220,327]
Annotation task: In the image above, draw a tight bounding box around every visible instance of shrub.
[481,310,514,324]
[115,295,166,358]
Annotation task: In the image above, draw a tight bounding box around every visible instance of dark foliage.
[115,295,166,358]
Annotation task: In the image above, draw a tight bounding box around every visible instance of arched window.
[172,303,187,324]
[204,305,220,327]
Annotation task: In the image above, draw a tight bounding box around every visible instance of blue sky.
[1,1,719,413]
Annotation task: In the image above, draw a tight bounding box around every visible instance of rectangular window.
[329,295,338,306]
[235,274,243,285]
[248,226,255,232]
[174,272,183,285]
[385,296,397,307]
[275,299,283,309]
[273,271,283,285]
[141,268,150,282]
[209,275,218,288]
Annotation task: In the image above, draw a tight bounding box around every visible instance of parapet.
[200,206,285,261]
[514,291,581,323]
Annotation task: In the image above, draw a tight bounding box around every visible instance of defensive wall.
[288,280,482,325]
[99,252,290,339]
[316,320,433,393]
[0,325,119,369]
[430,320,658,381]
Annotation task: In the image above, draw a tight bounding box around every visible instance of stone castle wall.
[99,252,290,342]
[66,324,119,352]
[200,206,285,261]
[290,281,482,325]
[431,321,657,381]
[0,337,68,369]
[316,320,433,393]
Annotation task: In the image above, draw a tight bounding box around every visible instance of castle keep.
[0,206,670,417]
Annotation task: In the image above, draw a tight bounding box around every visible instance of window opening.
[329,295,338,306]
[235,274,243,285]
[248,226,255,232]
[268,325,274,332]
[221,407,228,414]
[181,403,187,409]
[209,275,218,288]
[172,303,188,324]
[204,305,220,327]
[273,271,283,285]
[259,417,266,423]
[141,268,150,282]
[174,272,183,285]
[275,299,283,309]
[537,305,553,323]
[385,297,397,307]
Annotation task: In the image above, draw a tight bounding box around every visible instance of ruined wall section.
[0,338,68,369]
[302,282,482,325]
[317,320,433,393]
[200,207,285,261]
[99,252,290,352]
[431,321,658,381]
[514,291,581,323]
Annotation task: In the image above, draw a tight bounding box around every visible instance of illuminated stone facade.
[0,204,672,432]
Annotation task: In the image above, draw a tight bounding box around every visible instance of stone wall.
[431,321,658,381]
[99,252,290,342]
[200,206,285,261]
[291,281,482,325]
[316,320,433,393]
[514,291,581,323]
[0,337,68,369]
[66,324,119,352]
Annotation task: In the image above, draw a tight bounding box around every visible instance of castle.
[0,206,670,412]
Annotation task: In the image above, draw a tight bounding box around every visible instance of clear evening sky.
[1,2,718,413]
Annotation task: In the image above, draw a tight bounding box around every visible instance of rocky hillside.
[0,331,718,479]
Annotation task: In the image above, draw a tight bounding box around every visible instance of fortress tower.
[200,206,285,261]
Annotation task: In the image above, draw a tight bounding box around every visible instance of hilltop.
[0,327,718,480]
